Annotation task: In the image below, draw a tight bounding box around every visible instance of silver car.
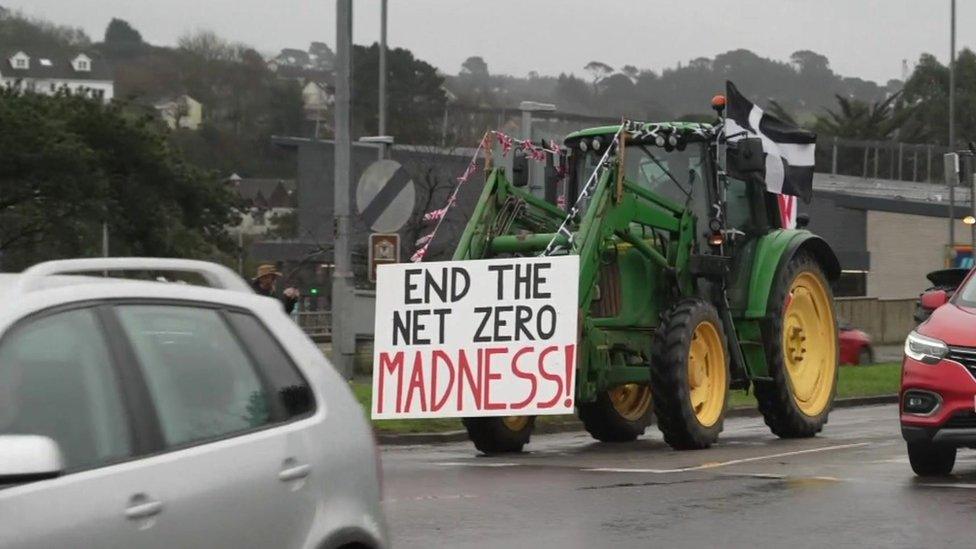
[0,258,387,549]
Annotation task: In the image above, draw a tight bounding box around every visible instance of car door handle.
[125,499,163,520]
[278,463,311,482]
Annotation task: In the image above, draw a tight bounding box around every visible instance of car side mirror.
[920,289,949,310]
[727,137,765,174]
[512,149,529,188]
[0,435,64,484]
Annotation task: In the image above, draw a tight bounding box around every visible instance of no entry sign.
[371,256,579,420]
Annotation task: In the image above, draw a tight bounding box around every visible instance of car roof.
[2,260,276,317]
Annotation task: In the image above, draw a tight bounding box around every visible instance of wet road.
[380,405,976,548]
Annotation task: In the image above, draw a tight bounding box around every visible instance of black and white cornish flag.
[724,80,816,203]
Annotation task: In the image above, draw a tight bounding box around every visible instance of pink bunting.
[423,207,447,222]
[414,233,434,247]
[496,132,514,156]
[410,245,428,263]
[520,139,546,162]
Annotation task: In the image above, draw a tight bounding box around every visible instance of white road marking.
[434,462,520,468]
[915,483,976,489]
[584,443,870,474]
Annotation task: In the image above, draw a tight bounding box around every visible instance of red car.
[901,274,976,476]
[839,321,873,365]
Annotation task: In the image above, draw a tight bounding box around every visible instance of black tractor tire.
[907,442,956,477]
[756,252,838,439]
[578,386,654,443]
[651,298,730,450]
[462,416,536,454]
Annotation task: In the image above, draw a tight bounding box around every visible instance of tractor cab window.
[569,142,707,210]
[624,143,706,208]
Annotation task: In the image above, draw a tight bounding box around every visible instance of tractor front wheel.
[463,416,536,454]
[756,252,838,438]
[578,384,654,442]
[651,299,730,450]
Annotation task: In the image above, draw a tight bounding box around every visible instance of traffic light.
[310,287,319,296]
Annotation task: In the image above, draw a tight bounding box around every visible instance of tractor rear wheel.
[462,416,536,454]
[651,299,729,450]
[578,384,654,442]
[756,252,838,438]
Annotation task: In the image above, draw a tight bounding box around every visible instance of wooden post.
[482,130,493,173]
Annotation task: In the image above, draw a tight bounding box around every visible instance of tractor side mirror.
[920,289,949,310]
[544,151,561,203]
[512,149,529,188]
[796,213,810,228]
[728,137,765,174]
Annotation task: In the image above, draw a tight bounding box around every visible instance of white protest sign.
[371,255,579,419]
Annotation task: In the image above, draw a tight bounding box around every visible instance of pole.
[332,0,355,379]
[950,0,957,251]
[101,221,109,257]
[378,0,388,158]
[831,137,837,175]
[237,229,244,275]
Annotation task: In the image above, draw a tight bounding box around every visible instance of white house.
[1,50,114,102]
[154,94,203,130]
[226,174,298,236]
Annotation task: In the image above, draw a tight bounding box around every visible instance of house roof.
[275,48,311,65]
[231,178,297,209]
[1,49,112,81]
[273,64,333,85]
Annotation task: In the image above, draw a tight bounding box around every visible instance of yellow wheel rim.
[782,271,837,416]
[502,416,529,431]
[687,320,727,427]
[609,384,652,421]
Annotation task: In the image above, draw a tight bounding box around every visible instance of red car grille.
[946,346,976,380]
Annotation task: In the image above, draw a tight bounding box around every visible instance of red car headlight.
[905,330,948,364]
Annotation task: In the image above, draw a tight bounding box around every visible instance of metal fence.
[818,137,951,183]
[296,311,332,339]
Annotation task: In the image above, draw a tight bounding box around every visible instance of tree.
[461,56,489,78]
[352,43,447,143]
[896,49,976,145]
[814,92,913,141]
[104,18,142,46]
[0,90,240,270]
[621,65,639,83]
[0,9,89,51]
[584,61,614,93]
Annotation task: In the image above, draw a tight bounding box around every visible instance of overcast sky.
[7,0,975,84]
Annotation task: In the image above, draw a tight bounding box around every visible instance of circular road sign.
[356,159,415,233]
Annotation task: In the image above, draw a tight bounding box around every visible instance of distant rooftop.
[1,49,112,81]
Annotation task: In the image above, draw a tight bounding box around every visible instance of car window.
[115,305,271,447]
[0,308,131,470]
[224,311,315,419]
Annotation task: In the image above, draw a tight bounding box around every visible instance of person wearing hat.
[251,264,300,314]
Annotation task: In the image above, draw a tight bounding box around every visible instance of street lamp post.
[949,0,957,254]
[331,0,355,379]
[379,0,388,154]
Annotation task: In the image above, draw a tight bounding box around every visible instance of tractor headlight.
[904,331,948,364]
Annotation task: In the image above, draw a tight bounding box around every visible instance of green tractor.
[453,116,840,454]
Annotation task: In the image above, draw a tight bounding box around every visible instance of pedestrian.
[251,264,300,314]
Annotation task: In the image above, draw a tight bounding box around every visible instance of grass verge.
[353,362,901,434]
